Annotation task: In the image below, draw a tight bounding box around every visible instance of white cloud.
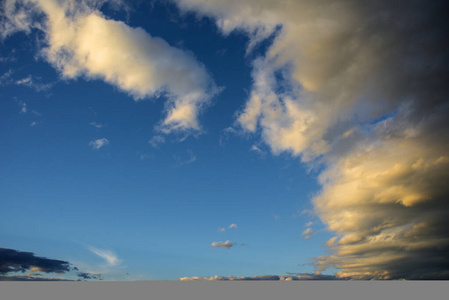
[174,0,449,279]
[217,227,226,232]
[210,240,235,250]
[228,224,238,229]
[88,246,120,267]
[89,138,109,150]
[3,0,219,133]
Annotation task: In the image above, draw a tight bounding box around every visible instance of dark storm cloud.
[0,247,72,274]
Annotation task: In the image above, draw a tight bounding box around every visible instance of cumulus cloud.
[0,247,72,274]
[89,138,109,150]
[210,240,235,250]
[174,0,449,279]
[88,246,120,267]
[2,0,218,133]
[228,224,238,229]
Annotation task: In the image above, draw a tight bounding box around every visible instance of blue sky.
[0,0,330,281]
[1,0,448,281]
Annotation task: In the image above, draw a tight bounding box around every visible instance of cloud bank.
[1,0,218,133]
[174,0,449,279]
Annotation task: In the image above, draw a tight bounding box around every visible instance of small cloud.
[218,127,237,147]
[173,150,196,167]
[30,121,38,127]
[19,102,26,114]
[240,243,248,246]
[77,272,103,281]
[342,128,355,139]
[228,224,238,229]
[148,135,165,148]
[210,241,235,250]
[89,122,104,129]
[304,222,313,227]
[139,154,150,160]
[250,145,266,155]
[217,227,226,232]
[301,228,313,236]
[31,110,42,116]
[87,247,120,267]
[301,228,314,240]
[89,138,109,150]
[15,75,53,92]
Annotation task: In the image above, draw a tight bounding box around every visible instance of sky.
[0,0,448,281]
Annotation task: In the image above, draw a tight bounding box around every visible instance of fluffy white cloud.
[2,0,218,133]
[174,0,449,279]
[89,138,109,150]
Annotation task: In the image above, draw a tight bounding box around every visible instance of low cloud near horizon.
[179,273,342,281]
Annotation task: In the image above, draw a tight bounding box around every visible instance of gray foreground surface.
[1,281,448,300]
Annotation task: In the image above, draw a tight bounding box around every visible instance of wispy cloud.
[148,135,165,148]
[87,247,120,267]
[210,241,235,250]
[217,227,226,232]
[173,150,196,167]
[88,138,109,150]
[250,145,266,156]
[89,122,104,129]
